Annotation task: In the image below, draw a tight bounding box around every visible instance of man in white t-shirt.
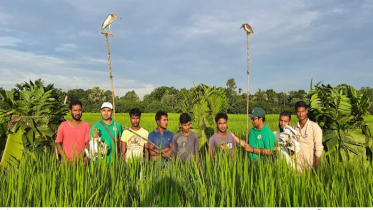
[121,108,149,162]
[273,111,300,169]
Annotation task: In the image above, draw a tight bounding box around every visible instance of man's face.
[101,107,112,121]
[279,115,291,130]
[180,121,191,134]
[251,117,260,128]
[130,115,141,127]
[216,118,227,133]
[157,115,168,130]
[296,107,308,121]
[70,104,82,121]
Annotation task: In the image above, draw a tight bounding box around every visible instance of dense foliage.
[0,79,68,169]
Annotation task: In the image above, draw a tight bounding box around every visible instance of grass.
[1,113,372,207]
[1,147,373,207]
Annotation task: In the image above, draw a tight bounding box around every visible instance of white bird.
[101,14,122,35]
[240,23,254,34]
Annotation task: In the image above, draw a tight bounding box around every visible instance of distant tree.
[88,86,107,104]
[266,89,277,104]
[225,78,238,105]
[116,101,147,113]
[144,101,172,113]
[278,92,288,105]
[67,88,87,102]
[226,78,237,91]
[253,88,268,101]
[121,90,140,102]
[161,90,178,109]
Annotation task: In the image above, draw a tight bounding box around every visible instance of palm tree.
[253,89,268,101]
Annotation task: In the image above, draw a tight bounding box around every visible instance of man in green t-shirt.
[90,102,122,162]
[231,107,275,160]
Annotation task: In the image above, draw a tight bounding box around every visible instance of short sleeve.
[55,123,64,143]
[208,136,215,147]
[194,133,200,154]
[264,131,275,150]
[84,123,91,143]
[172,134,177,155]
[148,132,154,145]
[314,123,324,157]
[117,123,123,137]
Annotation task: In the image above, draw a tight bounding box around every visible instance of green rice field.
[0,113,372,207]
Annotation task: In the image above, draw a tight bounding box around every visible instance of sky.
[0,0,372,99]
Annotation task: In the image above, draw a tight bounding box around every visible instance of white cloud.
[0,48,156,98]
[0,36,22,46]
[55,44,78,52]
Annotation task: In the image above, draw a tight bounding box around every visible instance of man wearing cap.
[90,102,123,162]
[231,107,275,160]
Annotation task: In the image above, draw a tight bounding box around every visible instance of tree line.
[1,78,372,114]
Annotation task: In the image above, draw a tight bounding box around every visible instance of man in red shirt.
[55,100,90,163]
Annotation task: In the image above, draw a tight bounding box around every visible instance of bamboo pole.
[103,32,118,156]
[246,32,250,144]
[123,126,172,159]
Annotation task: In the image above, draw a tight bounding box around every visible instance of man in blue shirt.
[148,111,174,163]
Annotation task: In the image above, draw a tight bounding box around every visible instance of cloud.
[0,36,22,47]
[55,44,78,52]
[0,48,156,98]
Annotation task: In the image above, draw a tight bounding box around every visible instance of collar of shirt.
[295,118,309,129]
[253,124,268,132]
[153,128,170,133]
[100,118,113,127]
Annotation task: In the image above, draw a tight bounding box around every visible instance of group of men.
[55,100,200,165]
[56,100,323,171]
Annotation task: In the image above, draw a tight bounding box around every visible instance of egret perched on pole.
[101,14,122,36]
[240,23,253,144]
[101,14,122,156]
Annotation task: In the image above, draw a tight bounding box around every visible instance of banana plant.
[176,84,227,149]
[308,82,372,161]
[0,79,68,169]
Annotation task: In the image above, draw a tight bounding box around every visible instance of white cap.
[101,102,113,109]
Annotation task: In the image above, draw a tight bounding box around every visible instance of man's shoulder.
[81,121,90,127]
[263,124,273,132]
[190,131,199,139]
[165,129,174,135]
[174,132,183,139]
[148,129,157,136]
[308,120,322,131]
[209,133,218,140]
[138,127,149,135]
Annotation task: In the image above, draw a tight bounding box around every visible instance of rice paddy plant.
[1,144,373,207]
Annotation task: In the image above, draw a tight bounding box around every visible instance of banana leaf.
[0,129,24,169]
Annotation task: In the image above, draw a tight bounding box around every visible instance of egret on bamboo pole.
[240,23,254,143]
[101,14,122,155]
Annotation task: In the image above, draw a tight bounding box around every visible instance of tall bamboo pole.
[240,23,253,143]
[246,33,250,144]
[102,32,118,156]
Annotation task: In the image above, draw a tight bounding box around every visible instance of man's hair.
[215,113,228,122]
[155,110,168,121]
[129,108,141,117]
[179,113,191,124]
[279,111,292,121]
[69,100,82,110]
[295,101,308,110]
